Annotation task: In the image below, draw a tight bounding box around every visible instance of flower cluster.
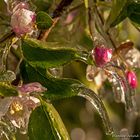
[90,44,138,89]
[87,42,138,110]
[0,82,47,136]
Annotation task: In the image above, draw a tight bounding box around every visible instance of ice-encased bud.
[126,71,138,89]
[92,45,112,67]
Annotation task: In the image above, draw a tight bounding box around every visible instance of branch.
[40,17,60,41]
[88,7,96,42]
[52,0,74,18]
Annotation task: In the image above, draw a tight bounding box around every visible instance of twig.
[52,0,74,18]
[38,0,76,40]
[39,2,84,41]
[41,18,60,41]
[66,2,84,13]
[95,6,104,25]
[88,7,96,42]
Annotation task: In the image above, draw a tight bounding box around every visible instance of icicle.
[77,87,114,135]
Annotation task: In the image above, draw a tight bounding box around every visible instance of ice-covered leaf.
[78,87,114,135]
[36,11,53,29]
[20,62,84,100]
[106,0,140,27]
[21,63,114,135]
[127,1,140,25]
[21,38,92,69]
[105,0,128,29]
[28,101,70,140]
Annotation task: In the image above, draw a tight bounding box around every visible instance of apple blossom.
[10,2,36,36]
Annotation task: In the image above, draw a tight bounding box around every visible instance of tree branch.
[52,0,74,18]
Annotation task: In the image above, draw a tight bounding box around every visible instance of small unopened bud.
[126,71,138,89]
[10,3,36,36]
[92,45,112,67]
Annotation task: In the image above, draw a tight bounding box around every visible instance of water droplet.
[48,67,63,78]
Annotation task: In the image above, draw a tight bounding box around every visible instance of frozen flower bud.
[18,82,47,94]
[92,45,112,67]
[10,3,36,36]
[126,71,138,89]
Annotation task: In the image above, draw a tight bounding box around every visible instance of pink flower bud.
[126,71,138,89]
[92,45,112,67]
[10,7,36,36]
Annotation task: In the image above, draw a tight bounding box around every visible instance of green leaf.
[23,65,114,136]
[106,0,140,27]
[36,11,53,29]
[105,0,128,29]
[127,1,140,25]
[28,102,70,140]
[0,82,18,97]
[129,13,140,24]
[20,62,84,100]
[21,38,92,69]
